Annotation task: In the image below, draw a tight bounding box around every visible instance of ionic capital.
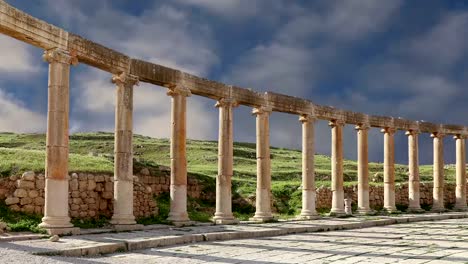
[355,123,370,131]
[112,72,139,87]
[430,132,445,139]
[381,127,396,135]
[405,129,419,137]
[166,84,192,97]
[299,114,315,123]
[328,119,345,128]
[215,98,239,108]
[43,48,78,65]
[252,106,272,116]
[454,134,467,140]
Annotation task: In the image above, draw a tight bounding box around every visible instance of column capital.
[405,129,420,136]
[43,48,78,65]
[252,106,272,116]
[355,123,370,131]
[381,127,396,135]
[299,114,315,123]
[215,98,239,108]
[454,134,467,140]
[166,84,192,97]
[431,132,445,138]
[112,72,139,87]
[329,119,345,128]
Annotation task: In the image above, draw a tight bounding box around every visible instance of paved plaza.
[1,217,468,263]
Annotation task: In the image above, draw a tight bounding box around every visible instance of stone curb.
[33,213,468,257]
[0,234,47,242]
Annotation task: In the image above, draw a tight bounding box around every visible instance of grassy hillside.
[0,132,455,185]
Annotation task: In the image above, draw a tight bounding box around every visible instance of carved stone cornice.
[453,134,466,140]
[43,48,78,65]
[252,106,272,116]
[328,119,345,128]
[381,127,396,135]
[355,123,370,131]
[166,84,192,97]
[112,72,139,87]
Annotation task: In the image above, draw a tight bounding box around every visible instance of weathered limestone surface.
[356,123,371,214]
[406,130,423,212]
[251,107,274,222]
[382,127,397,213]
[39,48,76,233]
[454,135,467,211]
[213,98,238,224]
[431,132,445,212]
[298,115,318,219]
[166,85,191,223]
[111,73,139,226]
[329,120,345,216]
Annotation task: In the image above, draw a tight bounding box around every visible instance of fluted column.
[167,85,191,223]
[406,130,423,213]
[454,134,467,211]
[382,127,397,213]
[213,98,239,224]
[39,49,78,234]
[356,123,372,214]
[431,132,445,212]
[110,73,139,226]
[251,106,274,221]
[329,120,345,216]
[298,115,319,219]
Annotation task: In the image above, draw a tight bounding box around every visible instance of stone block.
[21,171,36,181]
[79,181,88,191]
[70,210,79,218]
[34,197,45,206]
[71,191,80,198]
[88,180,96,191]
[36,179,45,189]
[95,175,105,182]
[21,197,32,205]
[104,182,113,192]
[14,189,28,198]
[5,197,19,205]
[23,205,35,214]
[10,204,20,212]
[34,206,42,215]
[70,179,79,191]
[80,192,88,199]
[102,191,113,199]
[28,190,39,198]
[17,180,35,189]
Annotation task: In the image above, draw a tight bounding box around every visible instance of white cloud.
[0,35,39,74]
[0,89,46,132]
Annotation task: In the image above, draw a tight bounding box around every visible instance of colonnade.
[37,48,468,234]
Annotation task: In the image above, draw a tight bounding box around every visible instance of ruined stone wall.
[0,170,214,219]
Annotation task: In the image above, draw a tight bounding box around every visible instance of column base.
[113,224,144,232]
[167,212,191,226]
[430,206,446,213]
[383,207,400,214]
[296,211,320,220]
[43,227,80,236]
[213,217,240,225]
[110,216,137,226]
[39,216,73,229]
[356,209,375,215]
[329,209,347,217]
[250,212,275,222]
[453,205,468,212]
[407,207,425,213]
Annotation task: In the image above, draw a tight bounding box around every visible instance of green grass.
[0,201,45,233]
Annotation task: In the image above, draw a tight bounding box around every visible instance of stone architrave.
[250,106,274,222]
[431,132,445,212]
[213,98,239,224]
[39,48,79,235]
[298,114,319,219]
[110,73,139,226]
[454,134,467,211]
[356,123,372,214]
[381,127,398,213]
[406,130,424,213]
[329,119,346,216]
[167,85,192,224]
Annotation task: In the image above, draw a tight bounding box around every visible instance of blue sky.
[1,0,468,165]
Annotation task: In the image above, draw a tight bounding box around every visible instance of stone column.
[381,127,398,213]
[298,115,319,219]
[39,49,78,235]
[167,85,191,224]
[110,73,139,226]
[406,130,423,213]
[431,132,445,212]
[213,98,239,224]
[251,106,274,222]
[356,123,372,214]
[329,120,345,216]
[454,134,467,211]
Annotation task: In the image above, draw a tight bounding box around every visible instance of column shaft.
[406,130,423,212]
[454,135,467,211]
[298,115,318,219]
[330,120,345,216]
[382,127,397,212]
[111,73,138,225]
[213,99,238,224]
[431,132,445,212]
[39,49,76,233]
[167,86,191,223]
[356,124,371,214]
[251,107,273,221]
